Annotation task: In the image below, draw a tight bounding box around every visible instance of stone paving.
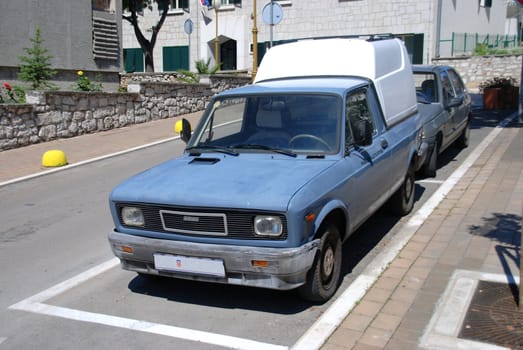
[322,112,523,349]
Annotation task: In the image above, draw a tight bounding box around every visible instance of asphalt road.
[0,103,508,349]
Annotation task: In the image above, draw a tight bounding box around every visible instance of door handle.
[380,139,388,149]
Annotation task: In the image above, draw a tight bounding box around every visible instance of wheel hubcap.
[322,247,335,279]
[405,175,413,200]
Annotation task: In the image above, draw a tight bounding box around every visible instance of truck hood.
[110,155,336,211]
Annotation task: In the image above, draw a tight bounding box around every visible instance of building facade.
[127,0,509,74]
[0,0,122,90]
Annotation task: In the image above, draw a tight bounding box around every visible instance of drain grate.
[459,280,523,349]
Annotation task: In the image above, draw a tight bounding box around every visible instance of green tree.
[123,0,170,72]
[18,26,57,90]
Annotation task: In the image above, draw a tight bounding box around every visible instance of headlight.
[121,206,145,227]
[254,216,283,236]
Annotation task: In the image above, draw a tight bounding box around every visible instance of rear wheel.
[389,167,415,216]
[298,224,342,302]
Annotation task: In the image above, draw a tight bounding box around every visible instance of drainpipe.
[435,0,442,58]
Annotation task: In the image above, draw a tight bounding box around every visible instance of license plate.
[153,253,225,277]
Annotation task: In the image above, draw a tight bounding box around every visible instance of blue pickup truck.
[108,38,424,302]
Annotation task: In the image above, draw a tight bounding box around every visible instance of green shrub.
[195,59,221,75]
[73,71,102,92]
[176,69,200,84]
[18,26,57,90]
[478,76,517,92]
[0,82,26,103]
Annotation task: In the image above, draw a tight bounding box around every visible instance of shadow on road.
[127,185,426,313]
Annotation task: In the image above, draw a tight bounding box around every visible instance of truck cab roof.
[220,77,368,97]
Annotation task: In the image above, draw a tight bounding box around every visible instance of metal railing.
[437,32,519,57]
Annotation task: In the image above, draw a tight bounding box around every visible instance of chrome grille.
[116,203,288,240]
[160,210,227,236]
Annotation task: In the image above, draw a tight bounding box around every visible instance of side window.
[440,70,456,103]
[447,69,465,96]
[345,89,375,148]
[414,73,438,103]
[170,0,189,10]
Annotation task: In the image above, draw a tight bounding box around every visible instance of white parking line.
[13,302,287,350]
[9,257,287,350]
[7,112,518,349]
[417,178,445,185]
[0,136,180,188]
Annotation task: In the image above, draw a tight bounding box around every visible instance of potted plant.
[479,76,519,110]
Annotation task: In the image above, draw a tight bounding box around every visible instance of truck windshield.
[188,94,341,155]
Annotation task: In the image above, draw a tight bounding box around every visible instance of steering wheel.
[289,134,331,151]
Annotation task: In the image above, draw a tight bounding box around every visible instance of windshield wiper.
[233,144,297,157]
[186,145,239,156]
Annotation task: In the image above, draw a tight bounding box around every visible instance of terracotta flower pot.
[482,88,500,110]
[501,86,519,109]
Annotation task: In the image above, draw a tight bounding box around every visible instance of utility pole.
[214,2,221,68]
[520,206,522,311]
[252,0,258,80]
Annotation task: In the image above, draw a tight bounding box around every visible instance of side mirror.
[445,96,464,109]
[353,119,373,147]
[175,118,192,143]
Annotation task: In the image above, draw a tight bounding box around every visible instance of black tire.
[298,224,342,302]
[389,167,415,216]
[456,118,470,148]
[421,142,438,178]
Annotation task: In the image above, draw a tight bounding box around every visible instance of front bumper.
[109,231,319,290]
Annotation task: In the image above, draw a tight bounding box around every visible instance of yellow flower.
[77,70,84,77]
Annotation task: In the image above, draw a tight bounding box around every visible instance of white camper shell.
[254,38,418,127]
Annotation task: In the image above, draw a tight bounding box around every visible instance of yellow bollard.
[42,150,68,167]
[174,119,183,134]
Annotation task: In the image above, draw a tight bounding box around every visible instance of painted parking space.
[5,111,516,350]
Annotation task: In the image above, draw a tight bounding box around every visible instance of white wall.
[122,0,509,72]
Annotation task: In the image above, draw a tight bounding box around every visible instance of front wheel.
[389,167,415,216]
[298,224,342,302]
[421,142,438,178]
[456,118,470,148]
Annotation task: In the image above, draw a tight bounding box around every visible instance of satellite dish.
[262,2,283,26]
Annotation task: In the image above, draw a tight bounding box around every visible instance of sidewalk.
[0,108,521,349]
[0,111,202,184]
[322,110,523,349]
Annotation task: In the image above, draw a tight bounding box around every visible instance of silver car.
[413,65,472,177]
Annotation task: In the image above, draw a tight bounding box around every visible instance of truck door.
[340,88,392,229]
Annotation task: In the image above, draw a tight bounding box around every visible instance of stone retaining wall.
[0,75,251,151]
[433,54,522,89]
[1,55,520,151]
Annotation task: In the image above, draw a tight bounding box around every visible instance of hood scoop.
[189,157,221,165]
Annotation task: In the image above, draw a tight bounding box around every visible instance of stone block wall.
[0,104,38,150]
[4,55,518,152]
[0,75,251,151]
[433,54,522,90]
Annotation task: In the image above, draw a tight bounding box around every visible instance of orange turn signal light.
[121,245,134,254]
[305,213,316,222]
[252,260,268,268]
